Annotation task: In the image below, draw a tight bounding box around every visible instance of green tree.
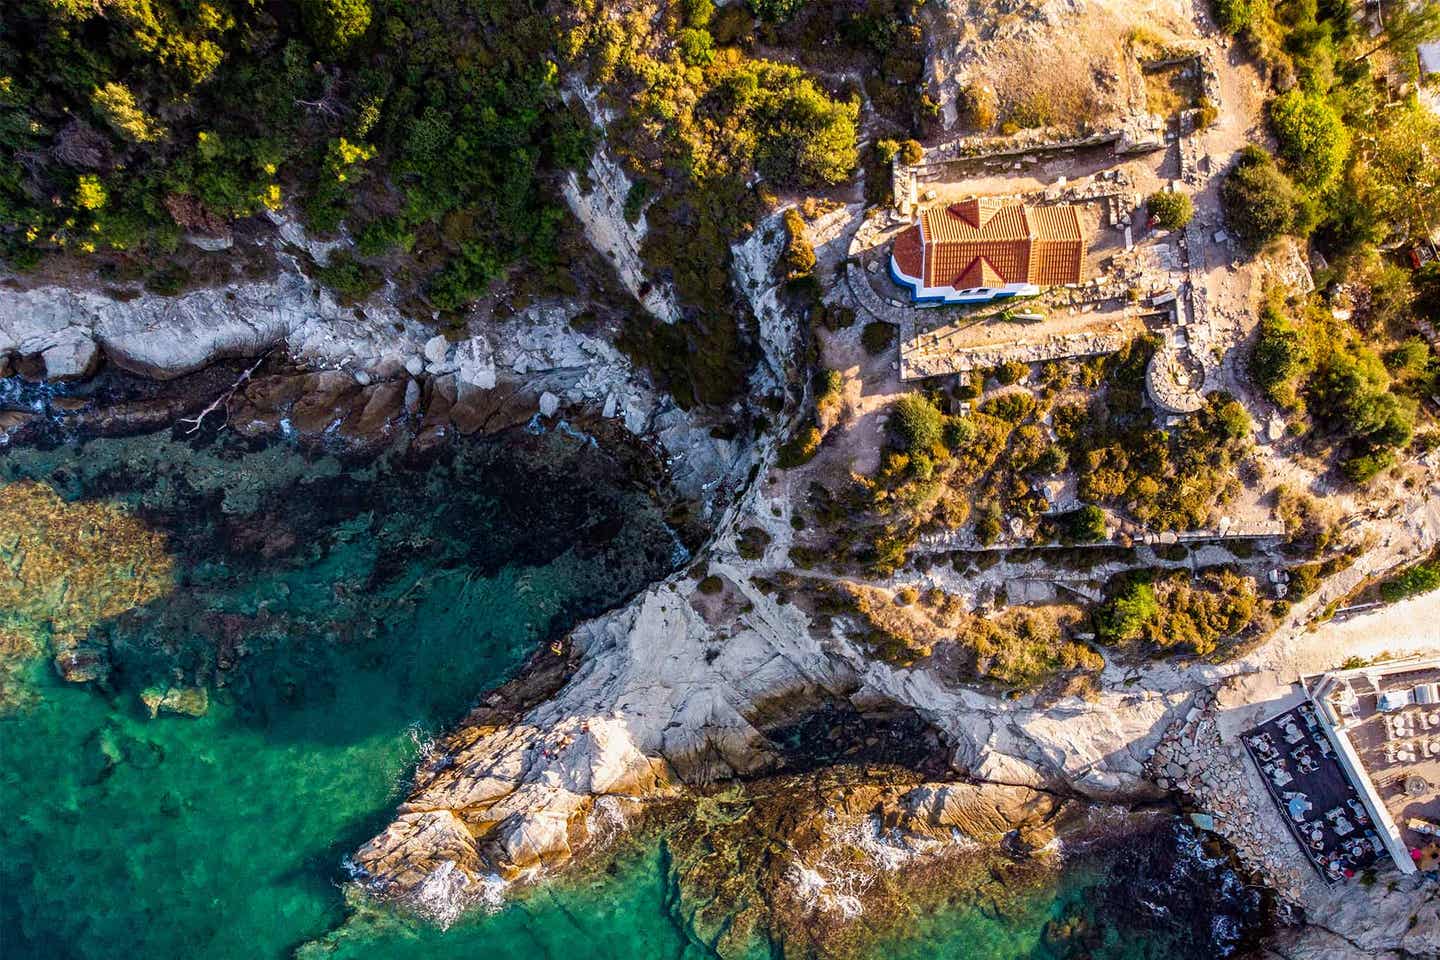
[1213,397,1253,439]
[862,321,896,354]
[1250,296,1310,407]
[1380,559,1440,601]
[1097,580,1159,642]
[1221,148,1300,249]
[747,65,858,186]
[1148,191,1194,230]
[1362,101,1440,243]
[1269,90,1348,187]
[781,207,815,277]
[1065,505,1107,542]
[678,28,716,67]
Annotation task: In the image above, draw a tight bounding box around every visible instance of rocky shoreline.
[4,249,1436,957]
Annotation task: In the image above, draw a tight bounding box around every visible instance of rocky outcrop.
[1,276,751,508]
[347,550,1172,911]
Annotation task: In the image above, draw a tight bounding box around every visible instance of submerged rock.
[139,686,209,719]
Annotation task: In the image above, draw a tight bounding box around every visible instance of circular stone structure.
[1146,344,1206,415]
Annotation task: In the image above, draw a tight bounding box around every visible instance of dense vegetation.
[1095,568,1263,657]
[1377,549,1440,602]
[3,0,884,409]
[1214,0,1439,482]
[1,0,596,307]
[792,339,1256,579]
[1249,277,1428,482]
[562,0,865,406]
[819,581,1104,691]
[1216,0,1440,255]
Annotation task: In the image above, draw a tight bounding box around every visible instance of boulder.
[41,335,99,380]
[423,335,450,366]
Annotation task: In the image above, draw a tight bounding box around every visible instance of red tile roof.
[905,200,1085,290]
[892,224,924,279]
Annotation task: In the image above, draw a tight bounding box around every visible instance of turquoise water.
[0,421,1264,959]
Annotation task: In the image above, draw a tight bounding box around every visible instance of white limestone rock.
[40,333,99,380]
[423,334,450,366]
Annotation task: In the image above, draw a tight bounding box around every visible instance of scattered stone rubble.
[1146,688,1317,906]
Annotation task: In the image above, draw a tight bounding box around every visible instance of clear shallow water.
[1,422,1264,960]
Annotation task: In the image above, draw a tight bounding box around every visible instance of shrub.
[1341,450,1394,484]
[780,208,815,278]
[1269,90,1348,188]
[1148,191,1194,230]
[1194,96,1219,129]
[749,0,806,21]
[74,175,107,211]
[993,360,1029,385]
[1096,580,1159,642]
[861,321,897,355]
[1384,338,1430,380]
[1215,0,1261,33]
[815,303,856,330]
[677,28,716,66]
[355,217,416,256]
[698,574,725,595]
[1379,560,1440,602]
[1221,148,1300,250]
[875,138,900,163]
[710,4,755,43]
[891,393,945,454]
[315,252,382,303]
[683,0,716,28]
[956,84,997,130]
[814,368,842,407]
[91,82,165,143]
[899,139,924,165]
[777,423,823,468]
[974,503,1003,545]
[428,241,501,311]
[943,415,975,449]
[736,526,772,559]
[980,392,1037,423]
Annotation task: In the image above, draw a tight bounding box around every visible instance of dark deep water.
[0,413,1267,959]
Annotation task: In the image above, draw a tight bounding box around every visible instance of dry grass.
[836,582,1103,689]
[1141,63,1202,120]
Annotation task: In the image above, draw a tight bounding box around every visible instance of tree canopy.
[1269,90,1348,188]
[1220,147,1301,250]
